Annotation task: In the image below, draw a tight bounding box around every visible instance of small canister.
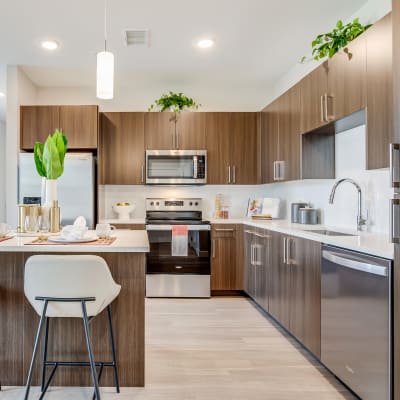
[291,202,309,223]
[298,207,319,225]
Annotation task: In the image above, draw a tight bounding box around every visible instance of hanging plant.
[148,91,201,112]
[301,18,372,63]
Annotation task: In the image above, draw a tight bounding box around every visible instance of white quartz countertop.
[209,218,394,259]
[0,230,149,253]
[99,218,146,224]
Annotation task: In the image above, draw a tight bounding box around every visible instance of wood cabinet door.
[59,105,98,149]
[261,101,279,183]
[100,113,145,184]
[289,236,321,358]
[205,113,231,184]
[268,232,290,330]
[211,224,238,290]
[365,13,393,169]
[144,112,175,149]
[175,112,206,149]
[278,84,301,181]
[20,106,60,150]
[327,35,366,121]
[255,228,270,312]
[300,63,329,134]
[230,113,260,184]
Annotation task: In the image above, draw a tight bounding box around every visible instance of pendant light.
[96,0,114,99]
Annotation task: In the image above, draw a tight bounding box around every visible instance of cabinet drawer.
[212,224,237,238]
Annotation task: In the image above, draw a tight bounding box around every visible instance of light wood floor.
[2,297,356,400]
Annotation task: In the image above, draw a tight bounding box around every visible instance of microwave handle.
[193,156,198,179]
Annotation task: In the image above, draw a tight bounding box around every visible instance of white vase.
[44,179,58,207]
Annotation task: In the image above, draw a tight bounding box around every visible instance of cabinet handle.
[390,143,400,188]
[390,199,400,244]
[253,232,270,239]
[250,244,254,265]
[273,161,277,181]
[244,230,255,235]
[232,166,236,184]
[141,164,144,183]
[176,131,179,149]
[215,228,234,232]
[212,239,216,258]
[320,95,325,122]
[278,161,285,181]
[228,166,231,184]
[286,238,292,265]
[283,237,287,264]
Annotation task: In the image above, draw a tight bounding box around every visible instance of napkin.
[60,217,88,240]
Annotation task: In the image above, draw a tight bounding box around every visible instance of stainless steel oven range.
[145,198,211,298]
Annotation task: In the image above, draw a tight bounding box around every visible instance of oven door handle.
[146,225,211,231]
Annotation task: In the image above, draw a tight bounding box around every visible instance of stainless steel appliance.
[18,153,95,228]
[145,150,207,185]
[321,245,392,400]
[145,198,210,297]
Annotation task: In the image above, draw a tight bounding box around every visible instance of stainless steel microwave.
[145,150,207,185]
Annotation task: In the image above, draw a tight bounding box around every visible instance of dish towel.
[171,225,188,256]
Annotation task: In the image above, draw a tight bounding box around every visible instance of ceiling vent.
[123,30,150,47]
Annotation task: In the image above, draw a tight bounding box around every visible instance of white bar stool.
[23,255,121,400]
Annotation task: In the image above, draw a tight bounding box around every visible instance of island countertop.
[0,229,149,253]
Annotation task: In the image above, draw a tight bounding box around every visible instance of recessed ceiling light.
[197,39,214,49]
[41,40,59,51]
[0,92,5,97]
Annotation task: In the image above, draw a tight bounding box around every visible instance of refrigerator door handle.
[390,198,400,244]
[390,143,400,188]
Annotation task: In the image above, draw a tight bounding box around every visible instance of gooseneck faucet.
[329,178,367,231]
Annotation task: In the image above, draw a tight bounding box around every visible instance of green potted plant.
[148,91,201,112]
[301,18,372,63]
[34,129,68,207]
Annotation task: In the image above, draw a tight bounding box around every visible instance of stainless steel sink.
[305,229,358,237]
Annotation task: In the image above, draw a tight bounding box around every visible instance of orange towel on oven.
[171,225,188,256]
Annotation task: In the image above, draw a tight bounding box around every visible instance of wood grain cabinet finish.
[211,224,243,290]
[100,112,145,185]
[144,112,176,149]
[206,113,260,184]
[327,34,367,121]
[365,13,393,169]
[299,63,329,134]
[175,112,206,149]
[20,106,60,150]
[59,105,99,149]
[20,105,98,150]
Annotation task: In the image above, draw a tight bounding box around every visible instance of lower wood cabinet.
[211,224,243,291]
[244,226,321,358]
[112,223,146,230]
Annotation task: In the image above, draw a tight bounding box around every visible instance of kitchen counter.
[0,229,148,388]
[99,218,146,225]
[0,229,149,253]
[209,218,394,259]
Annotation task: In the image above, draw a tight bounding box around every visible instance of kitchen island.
[0,230,149,387]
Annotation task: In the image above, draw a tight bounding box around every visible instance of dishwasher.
[321,245,392,400]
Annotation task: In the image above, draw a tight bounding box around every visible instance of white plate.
[48,235,99,244]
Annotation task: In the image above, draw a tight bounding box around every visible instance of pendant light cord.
[104,0,107,51]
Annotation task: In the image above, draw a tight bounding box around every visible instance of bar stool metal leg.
[107,305,120,393]
[40,317,49,392]
[81,300,101,400]
[24,300,48,400]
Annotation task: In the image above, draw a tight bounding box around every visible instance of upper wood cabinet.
[206,112,260,184]
[211,224,243,291]
[365,13,393,169]
[327,34,367,121]
[99,112,145,185]
[261,85,301,183]
[299,63,329,134]
[20,105,98,150]
[144,112,175,150]
[144,112,206,150]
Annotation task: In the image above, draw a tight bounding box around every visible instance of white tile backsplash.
[99,124,391,235]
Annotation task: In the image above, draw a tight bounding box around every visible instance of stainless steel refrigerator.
[19,153,95,228]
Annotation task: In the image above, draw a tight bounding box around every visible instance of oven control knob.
[189,202,193,206]
[156,202,160,206]
[195,202,199,206]
[150,201,154,206]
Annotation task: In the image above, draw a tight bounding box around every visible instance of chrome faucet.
[329,178,367,231]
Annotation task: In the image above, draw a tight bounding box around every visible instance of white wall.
[0,120,6,222]
[99,185,265,221]
[264,125,391,234]
[5,66,37,225]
